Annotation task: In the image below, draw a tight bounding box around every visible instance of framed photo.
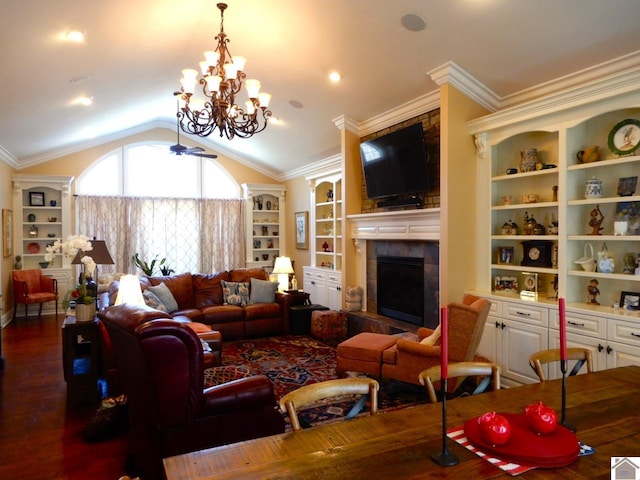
[620,291,640,311]
[617,176,638,197]
[295,211,309,250]
[2,209,12,258]
[497,246,514,265]
[615,201,640,235]
[494,275,518,293]
[29,191,45,206]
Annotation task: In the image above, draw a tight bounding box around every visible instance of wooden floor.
[0,313,131,480]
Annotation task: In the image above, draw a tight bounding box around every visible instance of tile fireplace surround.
[348,209,441,329]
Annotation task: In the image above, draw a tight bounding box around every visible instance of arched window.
[76,143,241,198]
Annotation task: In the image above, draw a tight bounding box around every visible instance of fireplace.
[377,256,424,326]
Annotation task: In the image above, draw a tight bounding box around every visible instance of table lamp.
[114,274,145,306]
[71,239,114,283]
[272,256,294,293]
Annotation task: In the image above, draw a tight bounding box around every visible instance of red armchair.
[12,269,58,321]
[99,304,285,480]
[381,294,491,386]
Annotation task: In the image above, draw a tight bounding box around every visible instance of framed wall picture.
[620,291,640,311]
[497,246,514,265]
[2,209,12,257]
[29,191,45,206]
[295,211,308,250]
[617,176,638,197]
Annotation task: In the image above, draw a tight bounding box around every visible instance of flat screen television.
[359,123,430,200]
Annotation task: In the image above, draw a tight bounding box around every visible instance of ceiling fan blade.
[169,143,187,154]
[183,146,205,154]
[185,151,218,159]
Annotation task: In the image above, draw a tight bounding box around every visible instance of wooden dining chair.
[418,361,501,403]
[528,348,594,381]
[279,377,379,431]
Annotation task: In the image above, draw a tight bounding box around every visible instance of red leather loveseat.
[109,268,295,340]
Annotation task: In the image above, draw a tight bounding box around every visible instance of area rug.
[213,334,428,428]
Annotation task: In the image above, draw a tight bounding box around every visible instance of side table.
[62,316,101,405]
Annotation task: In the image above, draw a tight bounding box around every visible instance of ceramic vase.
[519,148,538,172]
[585,177,603,198]
[75,303,96,322]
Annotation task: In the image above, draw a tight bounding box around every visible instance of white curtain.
[76,196,246,276]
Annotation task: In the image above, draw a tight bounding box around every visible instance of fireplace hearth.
[366,240,439,329]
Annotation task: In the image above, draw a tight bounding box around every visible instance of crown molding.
[428,61,501,112]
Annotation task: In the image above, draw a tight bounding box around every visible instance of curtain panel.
[76,195,246,277]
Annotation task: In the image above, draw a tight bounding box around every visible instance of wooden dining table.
[164,365,640,479]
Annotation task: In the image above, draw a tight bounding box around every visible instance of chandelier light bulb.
[258,92,271,108]
[180,69,198,94]
[232,56,247,71]
[245,79,261,98]
[205,75,222,92]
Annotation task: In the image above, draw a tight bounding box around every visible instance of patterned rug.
[212,334,428,428]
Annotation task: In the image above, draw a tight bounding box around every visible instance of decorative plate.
[608,118,640,156]
[27,242,40,253]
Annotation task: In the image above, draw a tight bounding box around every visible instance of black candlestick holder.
[560,359,576,432]
[431,378,459,466]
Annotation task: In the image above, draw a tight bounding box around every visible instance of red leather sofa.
[109,268,295,340]
[99,304,285,480]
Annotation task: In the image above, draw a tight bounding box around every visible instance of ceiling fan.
[168,94,218,159]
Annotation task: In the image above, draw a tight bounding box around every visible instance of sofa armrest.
[417,327,436,341]
[202,375,277,415]
[396,338,441,358]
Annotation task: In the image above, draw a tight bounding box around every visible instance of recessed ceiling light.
[401,14,426,32]
[72,96,93,106]
[66,30,86,42]
[329,71,342,83]
[289,100,304,109]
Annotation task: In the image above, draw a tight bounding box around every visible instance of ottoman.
[311,310,348,341]
[336,332,398,378]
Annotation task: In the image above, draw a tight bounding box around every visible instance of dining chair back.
[528,347,594,381]
[279,377,379,431]
[418,361,501,403]
[12,269,58,320]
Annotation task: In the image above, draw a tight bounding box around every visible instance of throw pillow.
[249,277,278,304]
[221,280,250,306]
[142,289,168,312]
[420,324,441,346]
[147,282,179,313]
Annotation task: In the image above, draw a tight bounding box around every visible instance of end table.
[62,316,101,405]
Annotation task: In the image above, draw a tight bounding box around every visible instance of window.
[76,142,241,198]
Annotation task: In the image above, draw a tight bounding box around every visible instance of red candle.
[440,307,448,379]
[559,297,567,362]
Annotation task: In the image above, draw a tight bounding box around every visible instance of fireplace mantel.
[347,208,441,241]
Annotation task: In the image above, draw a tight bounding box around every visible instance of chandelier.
[177,2,272,140]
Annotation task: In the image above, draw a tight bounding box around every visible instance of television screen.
[359,123,429,199]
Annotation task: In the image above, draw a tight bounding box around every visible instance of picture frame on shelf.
[617,176,638,197]
[620,291,640,311]
[494,275,518,293]
[615,201,640,235]
[497,246,514,265]
[29,191,45,206]
[295,211,308,250]
[2,208,12,258]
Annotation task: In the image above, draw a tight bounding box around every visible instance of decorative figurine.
[256,195,264,210]
[322,241,330,252]
[587,279,600,305]
[588,205,604,235]
[327,189,333,202]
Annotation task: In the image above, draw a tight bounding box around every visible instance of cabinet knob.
[598,344,604,352]
[606,345,612,355]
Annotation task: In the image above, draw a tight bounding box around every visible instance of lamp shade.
[71,240,114,265]
[272,256,294,293]
[114,275,145,306]
[272,256,294,274]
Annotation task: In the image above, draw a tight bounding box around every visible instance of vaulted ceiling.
[3,0,640,177]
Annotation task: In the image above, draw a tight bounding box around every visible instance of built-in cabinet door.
[547,330,605,379]
[605,341,640,368]
[476,316,501,364]
[500,318,548,385]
